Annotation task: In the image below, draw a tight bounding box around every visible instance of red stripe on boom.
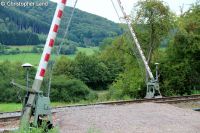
[44,53,50,62]
[53,24,59,33]
[40,69,46,77]
[62,0,67,4]
[57,10,63,18]
[49,39,54,47]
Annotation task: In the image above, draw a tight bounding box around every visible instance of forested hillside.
[0,0,123,46]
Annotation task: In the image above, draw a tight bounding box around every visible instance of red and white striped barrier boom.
[36,0,66,80]
[20,0,67,127]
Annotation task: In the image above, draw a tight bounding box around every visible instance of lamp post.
[155,63,159,82]
[21,63,33,103]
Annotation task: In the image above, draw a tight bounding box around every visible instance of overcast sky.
[51,0,197,22]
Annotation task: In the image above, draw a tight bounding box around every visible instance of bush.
[50,76,97,102]
[0,61,35,103]
[160,32,200,96]
[60,45,77,55]
[107,67,145,100]
[0,80,23,102]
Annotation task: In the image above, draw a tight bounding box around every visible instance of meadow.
[0,46,99,65]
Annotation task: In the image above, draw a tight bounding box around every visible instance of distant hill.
[0,0,123,46]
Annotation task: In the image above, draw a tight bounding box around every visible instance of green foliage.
[50,77,97,102]
[108,68,145,100]
[54,50,124,90]
[102,36,146,100]
[16,122,59,133]
[53,56,75,78]
[60,45,77,55]
[98,37,128,81]
[160,3,200,96]
[0,31,40,45]
[179,1,200,34]
[99,37,115,51]
[160,32,200,96]
[73,53,109,89]
[192,89,200,95]
[133,0,173,62]
[0,61,35,102]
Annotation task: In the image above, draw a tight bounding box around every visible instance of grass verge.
[0,47,99,64]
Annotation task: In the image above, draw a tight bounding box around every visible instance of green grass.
[9,45,34,52]
[96,91,108,102]
[0,97,108,113]
[0,101,98,113]
[65,47,99,59]
[0,46,99,64]
[0,102,69,113]
[0,53,42,65]
[0,103,22,112]
[88,126,102,133]
[192,90,200,95]
[77,47,99,55]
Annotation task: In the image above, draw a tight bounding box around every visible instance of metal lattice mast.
[116,0,154,81]
[20,0,67,127]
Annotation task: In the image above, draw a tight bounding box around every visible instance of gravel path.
[56,103,200,133]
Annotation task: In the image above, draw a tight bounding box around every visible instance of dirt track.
[56,103,200,133]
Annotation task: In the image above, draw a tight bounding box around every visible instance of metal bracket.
[32,94,53,128]
[145,80,162,99]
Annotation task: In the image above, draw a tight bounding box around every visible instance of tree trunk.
[146,10,155,82]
